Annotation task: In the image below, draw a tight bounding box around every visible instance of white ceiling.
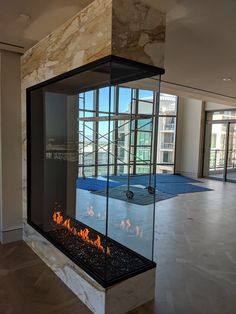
[0,0,235,103]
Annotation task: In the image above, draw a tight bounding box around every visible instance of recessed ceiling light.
[222,77,232,82]
[18,13,31,23]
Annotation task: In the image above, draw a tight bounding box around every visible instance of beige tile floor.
[1,179,236,314]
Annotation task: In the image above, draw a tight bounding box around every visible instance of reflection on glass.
[204,123,227,179]
[118,87,132,113]
[227,123,236,181]
[28,57,170,286]
[157,94,177,173]
[159,93,177,115]
[99,87,115,112]
[207,110,236,121]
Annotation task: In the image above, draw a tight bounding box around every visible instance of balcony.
[161,143,174,150]
[161,123,175,132]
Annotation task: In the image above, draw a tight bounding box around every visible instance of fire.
[53,211,110,255]
[120,219,131,230]
[120,218,143,238]
[87,206,94,217]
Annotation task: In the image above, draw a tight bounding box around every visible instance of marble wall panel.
[112,0,165,67]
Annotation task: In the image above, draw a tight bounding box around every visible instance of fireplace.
[27,55,164,287]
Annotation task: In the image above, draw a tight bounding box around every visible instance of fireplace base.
[23,222,156,314]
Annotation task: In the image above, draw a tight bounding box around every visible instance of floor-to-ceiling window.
[203,110,236,182]
[78,88,178,176]
[157,94,178,174]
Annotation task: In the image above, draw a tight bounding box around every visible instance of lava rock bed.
[47,216,155,286]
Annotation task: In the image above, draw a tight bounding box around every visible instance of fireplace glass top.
[27,56,164,287]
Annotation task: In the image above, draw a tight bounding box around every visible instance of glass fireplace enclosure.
[27,56,164,287]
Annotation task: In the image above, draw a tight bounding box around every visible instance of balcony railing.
[209,149,236,170]
[161,143,174,150]
[162,123,175,131]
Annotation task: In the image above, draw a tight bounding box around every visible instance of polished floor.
[1,179,236,314]
[209,169,236,181]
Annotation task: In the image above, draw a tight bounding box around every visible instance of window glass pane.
[159,93,177,115]
[118,87,132,113]
[136,147,151,161]
[79,91,94,110]
[139,90,154,101]
[157,117,176,167]
[136,165,149,174]
[138,101,153,114]
[98,87,115,112]
[137,119,152,131]
[137,132,151,145]
[207,110,236,121]
[156,165,174,174]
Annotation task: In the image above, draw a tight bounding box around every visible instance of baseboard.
[1,227,23,244]
[175,171,201,179]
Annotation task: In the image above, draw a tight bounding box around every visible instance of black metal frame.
[203,119,236,183]
[26,55,165,94]
[26,55,163,288]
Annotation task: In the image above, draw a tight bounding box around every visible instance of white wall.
[175,97,204,178]
[0,50,22,243]
[205,101,235,111]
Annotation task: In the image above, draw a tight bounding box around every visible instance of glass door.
[226,123,236,182]
[203,123,228,180]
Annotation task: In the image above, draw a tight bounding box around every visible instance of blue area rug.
[156,183,213,194]
[91,186,176,205]
[76,177,122,191]
[107,174,202,186]
[76,175,213,197]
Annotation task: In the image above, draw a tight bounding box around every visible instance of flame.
[53,211,110,255]
[53,211,63,224]
[120,219,131,230]
[120,220,126,230]
[87,206,94,217]
[119,217,142,238]
[135,225,143,238]
[125,219,131,230]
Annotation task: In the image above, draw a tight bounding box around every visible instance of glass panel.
[138,89,153,115]
[28,57,163,286]
[99,87,115,112]
[118,87,132,113]
[137,119,152,131]
[226,123,236,181]
[207,110,236,121]
[203,123,227,179]
[159,93,177,115]
[157,117,176,172]
[156,165,174,174]
[138,89,154,101]
[137,131,151,145]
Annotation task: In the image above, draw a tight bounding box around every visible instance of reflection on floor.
[210,170,236,181]
[1,179,236,314]
[76,175,212,259]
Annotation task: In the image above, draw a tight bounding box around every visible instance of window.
[211,133,217,148]
[157,93,178,173]
[78,88,178,176]
[163,151,169,163]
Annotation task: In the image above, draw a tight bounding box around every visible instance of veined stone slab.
[23,222,156,314]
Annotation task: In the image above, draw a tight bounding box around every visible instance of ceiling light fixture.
[222,77,232,82]
[18,13,31,23]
